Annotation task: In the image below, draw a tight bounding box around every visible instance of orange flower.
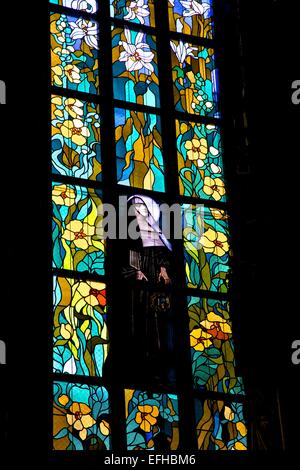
[135,405,159,433]
[66,402,96,441]
[200,312,232,341]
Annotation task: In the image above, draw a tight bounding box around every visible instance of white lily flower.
[170,40,197,63]
[124,0,150,25]
[69,18,99,49]
[63,0,97,13]
[119,28,154,74]
[180,0,211,17]
[169,0,175,6]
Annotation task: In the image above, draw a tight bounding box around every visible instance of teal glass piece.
[51,12,99,94]
[51,95,101,181]
[110,0,155,26]
[125,389,179,450]
[112,26,160,108]
[171,40,219,118]
[50,0,98,13]
[52,182,105,275]
[188,296,244,394]
[53,276,108,377]
[176,120,225,201]
[53,381,111,450]
[182,205,230,293]
[195,399,247,450]
[115,107,165,192]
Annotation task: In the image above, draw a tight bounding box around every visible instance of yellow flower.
[72,280,106,312]
[100,420,110,436]
[52,65,63,86]
[135,405,159,433]
[64,64,81,83]
[60,119,90,146]
[200,312,232,341]
[199,228,229,257]
[185,138,208,161]
[190,328,212,351]
[203,177,226,201]
[60,323,74,340]
[52,184,76,206]
[66,403,96,441]
[224,406,235,421]
[65,98,84,119]
[62,220,95,250]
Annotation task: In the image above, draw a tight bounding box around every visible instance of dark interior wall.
[233,0,300,450]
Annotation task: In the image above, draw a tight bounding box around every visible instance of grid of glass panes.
[168,0,247,450]
[49,0,247,451]
[50,1,112,450]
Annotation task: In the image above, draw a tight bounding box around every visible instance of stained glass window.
[53,381,111,450]
[51,12,99,94]
[50,0,98,13]
[112,27,160,107]
[51,95,102,181]
[52,182,105,275]
[171,40,219,117]
[49,0,247,452]
[53,276,108,377]
[183,206,230,293]
[176,120,225,200]
[125,389,179,450]
[168,0,214,38]
[188,296,244,394]
[115,107,165,191]
[195,399,247,450]
[110,0,155,27]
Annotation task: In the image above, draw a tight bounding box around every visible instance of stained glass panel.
[168,0,214,39]
[110,0,155,27]
[53,276,108,377]
[52,183,105,275]
[188,296,244,394]
[115,107,165,191]
[182,206,230,293]
[171,40,219,118]
[53,381,111,450]
[51,12,99,94]
[195,399,247,450]
[125,389,179,450]
[112,27,160,107]
[50,0,98,12]
[51,95,101,181]
[176,120,225,200]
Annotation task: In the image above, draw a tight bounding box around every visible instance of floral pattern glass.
[168,0,214,39]
[112,27,160,107]
[50,0,98,13]
[115,107,165,191]
[53,381,111,450]
[176,120,225,200]
[182,205,230,293]
[53,276,109,377]
[51,12,99,94]
[195,399,247,450]
[110,0,155,27]
[125,389,179,450]
[51,95,101,181]
[52,183,105,275]
[171,40,219,118]
[188,296,244,395]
